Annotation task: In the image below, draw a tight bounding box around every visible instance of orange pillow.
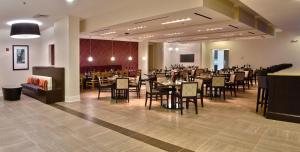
[27,77,33,84]
[33,78,40,86]
[39,80,48,90]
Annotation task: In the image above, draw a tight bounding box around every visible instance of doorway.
[212,49,229,71]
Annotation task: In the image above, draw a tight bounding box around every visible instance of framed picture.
[13,45,29,70]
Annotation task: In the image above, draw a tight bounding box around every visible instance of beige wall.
[203,32,300,70]
[138,41,149,74]
[163,42,202,68]
[0,29,48,96]
[148,43,164,71]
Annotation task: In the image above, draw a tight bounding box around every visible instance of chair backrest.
[229,74,236,83]
[116,78,129,89]
[244,71,249,78]
[257,76,268,89]
[212,76,225,87]
[135,75,140,84]
[195,79,203,91]
[145,81,152,93]
[235,72,245,81]
[181,82,198,97]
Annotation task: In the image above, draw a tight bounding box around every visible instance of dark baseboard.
[266,112,300,124]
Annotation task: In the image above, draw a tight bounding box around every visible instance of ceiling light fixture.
[100,31,116,36]
[66,0,75,3]
[128,26,147,31]
[128,42,133,61]
[162,18,191,25]
[139,35,154,39]
[111,40,115,61]
[165,32,183,36]
[175,48,179,51]
[206,27,224,31]
[169,47,173,51]
[7,20,42,39]
[87,36,94,62]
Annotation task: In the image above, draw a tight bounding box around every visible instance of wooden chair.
[226,74,237,97]
[98,76,113,99]
[86,74,98,89]
[175,82,198,115]
[235,72,245,91]
[145,81,169,110]
[129,75,141,98]
[256,76,269,116]
[115,78,129,103]
[209,76,226,100]
[195,79,204,107]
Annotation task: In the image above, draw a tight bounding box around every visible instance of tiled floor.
[1,86,300,152]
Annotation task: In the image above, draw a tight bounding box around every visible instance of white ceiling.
[240,0,300,33]
[0,0,143,30]
[1,0,299,41]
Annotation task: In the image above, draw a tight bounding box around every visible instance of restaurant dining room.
[1,0,300,151]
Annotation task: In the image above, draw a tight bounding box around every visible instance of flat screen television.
[180,54,194,62]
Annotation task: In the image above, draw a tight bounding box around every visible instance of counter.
[267,73,300,123]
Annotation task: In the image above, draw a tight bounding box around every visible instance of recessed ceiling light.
[162,18,191,25]
[128,26,146,31]
[66,0,75,3]
[206,27,223,31]
[7,20,42,26]
[100,31,116,36]
[139,35,154,39]
[165,32,183,36]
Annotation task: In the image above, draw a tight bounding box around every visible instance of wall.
[138,41,149,74]
[54,16,80,102]
[148,43,164,71]
[80,39,138,71]
[203,32,300,70]
[0,29,48,96]
[163,42,201,68]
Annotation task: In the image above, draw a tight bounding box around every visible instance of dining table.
[154,79,186,109]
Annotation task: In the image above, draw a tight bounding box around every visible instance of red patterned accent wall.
[80,39,138,70]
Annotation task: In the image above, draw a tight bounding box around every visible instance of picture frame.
[13,45,29,70]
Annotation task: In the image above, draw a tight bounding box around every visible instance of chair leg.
[180,98,183,115]
[223,88,226,100]
[194,98,198,114]
[201,94,204,107]
[186,99,189,109]
[149,95,152,110]
[98,88,101,99]
[160,94,163,106]
[264,90,269,116]
[127,90,129,103]
[234,85,237,97]
[261,89,265,108]
[145,93,148,107]
[256,88,261,112]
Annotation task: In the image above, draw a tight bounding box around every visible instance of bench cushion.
[21,83,40,92]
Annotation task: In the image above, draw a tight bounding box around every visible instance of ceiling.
[82,7,269,43]
[1,0,300,42]
[240,0,300,33]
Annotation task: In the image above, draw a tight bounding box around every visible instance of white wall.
[204,32,300,70]
[0,29,48,96]
[40,27,54,66]
[163,42,201,67]
[138,41,149,74]
[54,16,80,102]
